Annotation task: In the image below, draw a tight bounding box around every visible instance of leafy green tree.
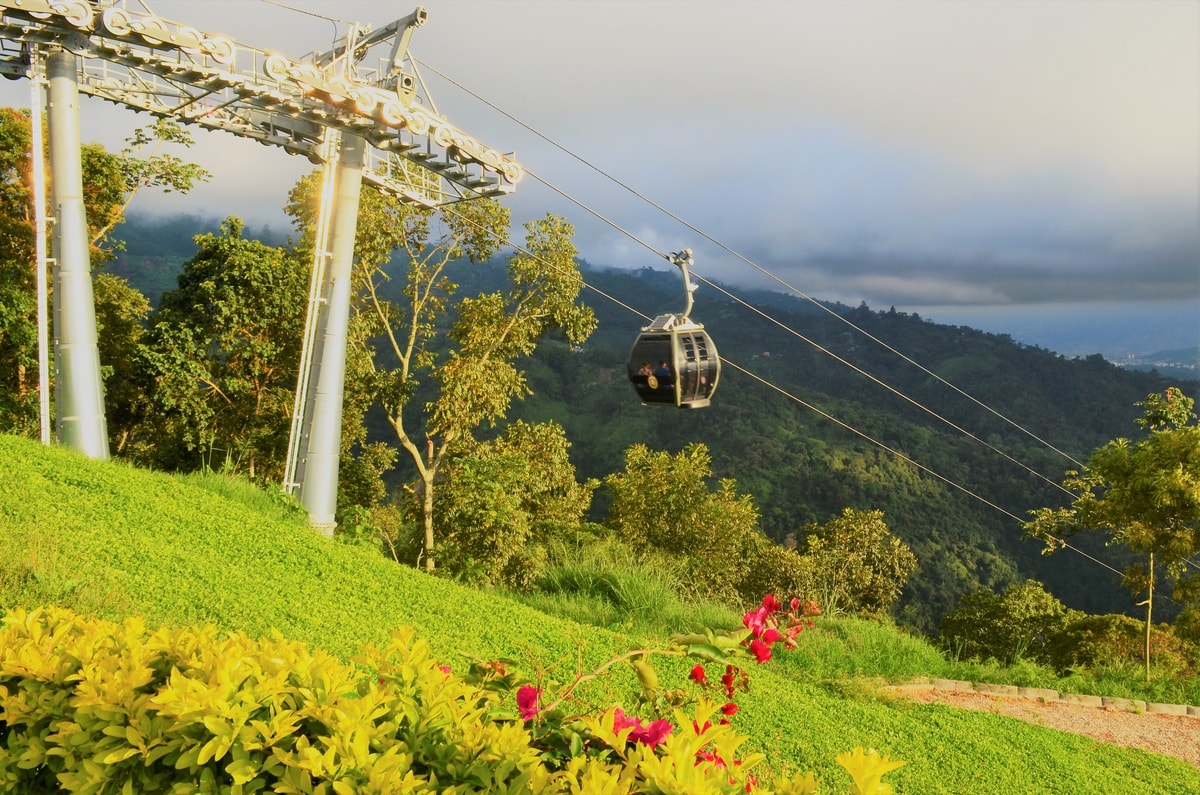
[604,443,762,603]
[1045,613,1193,678]
[939,580,1070,665]
[0,108,38,434]
[1025,387,1200,677]
[91,119,211,253]
[141,218,306,478]
[433,420,596,588]
[737,535,810,607]
[0,109,209,437]
[793,508,917,619]
[286,174,595,568]
[93,272,152,455]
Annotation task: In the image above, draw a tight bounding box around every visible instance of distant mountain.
[909,302,1198,365]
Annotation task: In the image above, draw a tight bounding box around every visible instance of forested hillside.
[105,214,1183,633]
[501,266,1180,630]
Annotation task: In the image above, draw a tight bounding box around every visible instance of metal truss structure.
[0,0,523,532]
[0,0,522,204]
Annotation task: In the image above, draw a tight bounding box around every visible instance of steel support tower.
[0,0,523,532]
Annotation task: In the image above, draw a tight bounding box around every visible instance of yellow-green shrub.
[0,607,900,793]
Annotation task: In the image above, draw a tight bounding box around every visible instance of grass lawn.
[2,434,1196,793]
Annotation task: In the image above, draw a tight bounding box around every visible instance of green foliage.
[939,580,1070,665]
[1025,388,1200,673]
[93,272,153,455]
[140,218,306,478]
[737,535,813,609]
[1045,613,1193,678]
[433,421,596,589]
[793,509,918,619]
[604,443,764,603]
[528,536,697,632]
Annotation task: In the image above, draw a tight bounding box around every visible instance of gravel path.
[886,687,1200,769]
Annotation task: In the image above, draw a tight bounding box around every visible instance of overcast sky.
[4,0,1197,345]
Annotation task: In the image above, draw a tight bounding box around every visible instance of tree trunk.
[1144,551,1153,681]
[422,472,436,571]
[422,438,436,571]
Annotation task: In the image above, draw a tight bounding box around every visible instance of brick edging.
[882,678,1200,718]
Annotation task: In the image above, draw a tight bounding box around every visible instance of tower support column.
[47,49,108,459]
[297,133,366,534]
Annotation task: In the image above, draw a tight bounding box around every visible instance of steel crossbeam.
[0,1,523,206]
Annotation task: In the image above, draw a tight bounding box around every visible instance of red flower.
[721,666,737,698]
[761,594,782,613]
[749,639,772,663]
[689,663,707,685]
[516,685,542,721]
[613,708,639,731]
[721,701,739,717]
[761,627,783,645]
[789,597,801,612]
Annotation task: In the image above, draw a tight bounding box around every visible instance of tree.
[91,119,211,253]
[604,443,762,603]
[433,420,596,588]
[793,508,917,619]
[93,272,152,455]
[286,174,595,569]
[0,109,209,438]
[939,580,1070,665]
[1025,387,1200,678]
[140,218,306,478]
[0,108,37,434]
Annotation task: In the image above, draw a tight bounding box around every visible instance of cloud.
[0,0,1192,314]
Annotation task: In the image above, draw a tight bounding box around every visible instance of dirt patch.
[885,687,1200,769]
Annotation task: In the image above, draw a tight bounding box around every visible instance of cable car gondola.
[626,249,720,408]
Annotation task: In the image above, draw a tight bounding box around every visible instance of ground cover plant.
[1,434,1197,793]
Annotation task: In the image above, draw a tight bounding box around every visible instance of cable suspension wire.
[417,57,1192,593]
[417,58,1088,471]
[689,271,1078,498]
[435,203,1132,584]
[421,62,1194,589]
[527,164,1079,503]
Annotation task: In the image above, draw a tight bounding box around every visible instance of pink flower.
[761,594,782,613]
[689,663,707,685]
[761,627,783,645]
[516,685,542,721]
[790,597,801,613]
[742,606,767,636]
[632,718,673,747]
[748,639,772,663]
[612,709,673,747]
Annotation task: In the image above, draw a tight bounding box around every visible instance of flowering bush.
[0,600,904,793]
[458,594,903,792]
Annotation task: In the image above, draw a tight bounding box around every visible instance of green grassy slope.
[1,434,1195,794]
